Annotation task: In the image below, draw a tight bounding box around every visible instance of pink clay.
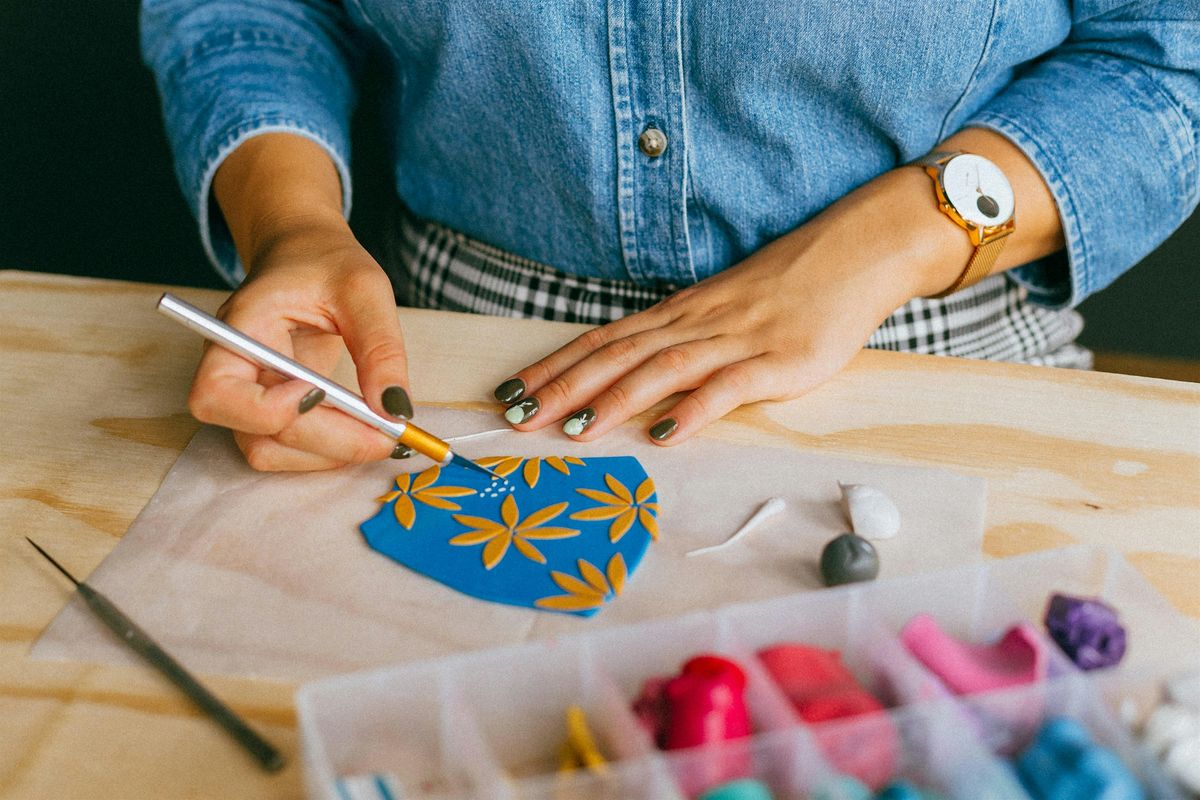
[900,614,1048,694]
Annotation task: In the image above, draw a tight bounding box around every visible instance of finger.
[235,431,347,472]
[334,268,412,420]
[189,305,319,434]
[646,356,790,446]
[560,338,748,440]
[493,304,675,405]
[502,329,674,430]
[273,405,401,464]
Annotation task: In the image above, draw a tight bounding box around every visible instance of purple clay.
[1044,593,1127,670]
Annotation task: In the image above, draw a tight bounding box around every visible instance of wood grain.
[1,270,1197,799]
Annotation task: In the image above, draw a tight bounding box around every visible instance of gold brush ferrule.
[396,424,453,465]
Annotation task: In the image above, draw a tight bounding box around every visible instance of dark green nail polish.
[298,387,325,414]
[504,398,540,425]
[562,407,596,437]
[382,386,413,419]
[649,418,678,441]
[493,378,526,404]
[390,443,415,459]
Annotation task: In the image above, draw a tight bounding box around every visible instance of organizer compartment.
[444,638,646,779]
[955,675,1186,800]
[717,587,936,788]
[806,704,1030,799]
[657,729,832,800]
[295,659,475,800]
[718,584,936,709]
[297,547,1195,800]
[502,755,678,800]
[583,611,805,796]
[583,611,798,735]
[984,546,1200,720]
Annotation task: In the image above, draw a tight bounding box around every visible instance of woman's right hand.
[190,133,413,471]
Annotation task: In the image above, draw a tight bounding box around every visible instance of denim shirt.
[141,0,1199,308]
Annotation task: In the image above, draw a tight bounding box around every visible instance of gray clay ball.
[819,533,880,587]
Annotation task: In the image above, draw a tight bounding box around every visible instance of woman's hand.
[495,200,938,445]
[189,133,412,471]
[189,225,413,470]
[496,123,1069,446]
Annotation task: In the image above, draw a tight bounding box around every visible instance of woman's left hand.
[495,167,970,445]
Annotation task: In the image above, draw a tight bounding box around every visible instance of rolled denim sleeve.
[141,0,362,285]
[964,1,1200,308]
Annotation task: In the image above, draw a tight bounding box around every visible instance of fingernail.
[493,378,526,404]
[298,388,326,414]
[562,407,596,437]
[649,418,678,441]
[504,398,540,425]
[382,386,413,419]
[390,443,415,459]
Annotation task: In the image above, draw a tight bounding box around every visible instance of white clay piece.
[1143,704,1200,757]
[839,482,901,540]
[1167,671,1200,713]
[1164,735,1200,794]
[686,497,786,557]
[1140,697,1200,794]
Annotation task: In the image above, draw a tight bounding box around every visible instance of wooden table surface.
[2,270,1197,799]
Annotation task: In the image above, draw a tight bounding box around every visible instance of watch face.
[942,154,1014,227]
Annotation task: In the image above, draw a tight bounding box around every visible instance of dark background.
[2,0,1197,363]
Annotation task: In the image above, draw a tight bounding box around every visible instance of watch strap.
[930,235,1006,299]
[916,150,959,168]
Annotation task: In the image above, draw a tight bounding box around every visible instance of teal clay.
[819,533,880,587]
[697,778,775,800]
[814,776,946,800]
[875,781,946,800]
[812,775,872,800]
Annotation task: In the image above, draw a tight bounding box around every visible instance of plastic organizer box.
[296,546,1200,799]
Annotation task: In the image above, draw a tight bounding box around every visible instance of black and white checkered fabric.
[381,205,1091,368]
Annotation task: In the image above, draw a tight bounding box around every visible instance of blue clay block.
[1016,717,1145,800]
[360,456,658,617]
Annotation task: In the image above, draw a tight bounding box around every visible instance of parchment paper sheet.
[34,408,986,682]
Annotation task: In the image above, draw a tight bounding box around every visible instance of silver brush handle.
[157,292,408,439]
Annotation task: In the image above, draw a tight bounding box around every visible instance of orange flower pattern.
[365,455,658,616]
[569,474,659,542]
[535,554,628,612]
[376,466,476,530]
[449,494,580,570]
[475,456,586,488]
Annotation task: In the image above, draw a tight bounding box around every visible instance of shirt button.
[638,126,667,158]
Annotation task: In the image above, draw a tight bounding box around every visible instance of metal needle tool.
[157,293,499,480]
[24,538,286,772]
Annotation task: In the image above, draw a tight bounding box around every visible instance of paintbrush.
[25,537,285,772]
[157,293,498,480]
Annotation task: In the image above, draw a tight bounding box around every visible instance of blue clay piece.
[361,456,658,617]
[697,778,775,800]
[1016,717,1145,800]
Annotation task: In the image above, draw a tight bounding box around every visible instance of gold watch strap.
[930,235,1006,299]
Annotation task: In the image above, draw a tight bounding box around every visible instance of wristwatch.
[917,151,1015,298]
